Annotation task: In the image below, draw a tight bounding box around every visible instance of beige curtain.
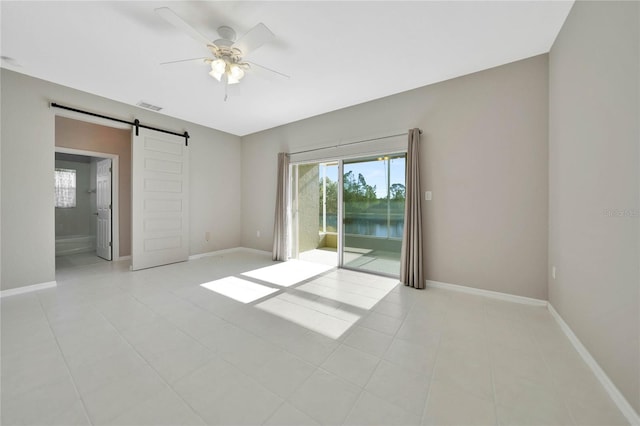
[400,128,424,288]
[272,152,289,261]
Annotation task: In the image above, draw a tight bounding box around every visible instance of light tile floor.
[1,251,629,425]
[299,248,401,276]
[55,252,108,270]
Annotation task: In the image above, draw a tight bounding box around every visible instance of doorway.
[290,153,406,277]
[54,148,119,270]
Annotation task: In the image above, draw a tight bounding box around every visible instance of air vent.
[136,101,163,112]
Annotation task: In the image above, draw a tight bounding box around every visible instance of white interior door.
[132,128,189,271]
[96,158,112,260]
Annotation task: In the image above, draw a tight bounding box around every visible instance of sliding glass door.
[341,154,406,276]
[290,153,406,276]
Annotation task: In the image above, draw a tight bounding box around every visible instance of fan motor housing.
[216,26,236,43]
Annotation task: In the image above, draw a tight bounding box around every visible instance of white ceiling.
[1,1,573,136]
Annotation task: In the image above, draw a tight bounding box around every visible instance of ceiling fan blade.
[160,57,209,65]
[232,23,274,56]
[155,7,213,47]
[247,61,291,79]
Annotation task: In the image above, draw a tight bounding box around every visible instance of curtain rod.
[287,129,422,156]
[50,102,190,146]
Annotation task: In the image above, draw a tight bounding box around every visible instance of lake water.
[323,216,404,239]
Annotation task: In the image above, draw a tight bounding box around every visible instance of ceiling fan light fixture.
[209,58,245,84]
[209,58,227,81]
[228,64,245,82]
[156,8,282,98]
[209,69,223,81]
[211,59,226,74]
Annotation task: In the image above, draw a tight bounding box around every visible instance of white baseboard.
[0,281,57,298]
[239,247,272,256]
[189,247,243,260]
[425,280,547,306]
[424,279,638,423]
[188,247,271,261]
[117,255,131,261]
[548,304,640,425]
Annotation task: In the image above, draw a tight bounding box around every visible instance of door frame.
[337,160,345,268]
[54,147,120,261]
[95,157,113,261]
[289,164,299,260]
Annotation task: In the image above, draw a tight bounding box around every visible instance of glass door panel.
[342,154,406,276]
[290,162,339,266]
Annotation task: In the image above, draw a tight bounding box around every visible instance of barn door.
[131,128,189,271]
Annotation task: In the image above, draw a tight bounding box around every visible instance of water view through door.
[292,154,406,276]
[342,155,406,275]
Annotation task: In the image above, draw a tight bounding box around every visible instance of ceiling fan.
[155,7,288,100]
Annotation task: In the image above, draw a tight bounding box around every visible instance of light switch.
[425,191,432,201]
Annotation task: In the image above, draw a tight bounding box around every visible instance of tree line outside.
[319,171,405,235]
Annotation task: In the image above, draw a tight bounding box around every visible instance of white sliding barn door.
[132,128,189,271]
[96,158,112,260]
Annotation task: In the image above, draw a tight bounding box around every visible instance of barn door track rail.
[50,102,190,146]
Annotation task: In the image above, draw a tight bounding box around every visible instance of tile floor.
[299,248,401,276]
[1,251,629,425]
[55,252,108,270]
[342,249,401,276]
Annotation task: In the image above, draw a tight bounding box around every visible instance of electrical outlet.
[425,191,432,201]
[257,230,261,238]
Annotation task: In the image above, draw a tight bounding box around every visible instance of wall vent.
[136,101,163,112]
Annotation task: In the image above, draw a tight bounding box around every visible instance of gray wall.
[1,69,242,291]
[549,0,640,413]
[242,54,549,300]
[54,159,91,238]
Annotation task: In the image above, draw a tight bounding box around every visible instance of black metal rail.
[50,102,190,146]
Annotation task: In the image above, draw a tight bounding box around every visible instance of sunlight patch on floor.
[256,294,355,339]
[255,269,397,339]
[295,276,397,310]
[200,276,279,303]
[241,259,333,287]
[298,248,338,266]
[206,260,397,339]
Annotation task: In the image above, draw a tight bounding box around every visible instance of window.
[54,168,76,208]
[342,155,406,239]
